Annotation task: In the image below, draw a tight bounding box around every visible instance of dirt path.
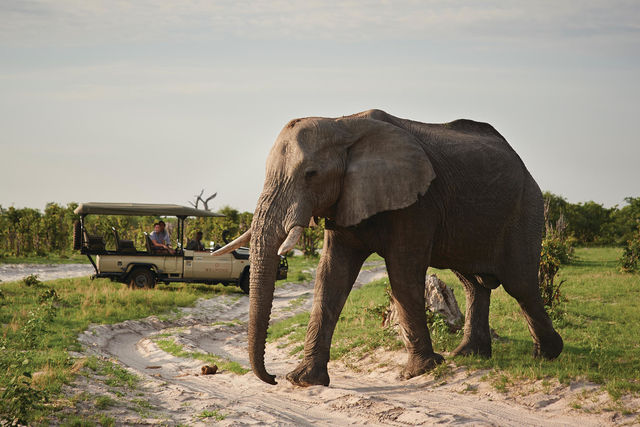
[0,263,94,283]
[70,266,635,426]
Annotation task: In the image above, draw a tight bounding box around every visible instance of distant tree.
[565,201,615,245]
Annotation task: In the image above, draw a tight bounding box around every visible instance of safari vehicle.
[72,202,287,293]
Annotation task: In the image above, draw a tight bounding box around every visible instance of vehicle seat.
[82,228,106,252]
[144,232,153,253]
[112,227,136,253]
[144,232,163,254]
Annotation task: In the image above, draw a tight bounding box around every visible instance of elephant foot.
[400,353,445,380]
[286,361,330,387]
[451,338,492,358]
[533,331,563,360]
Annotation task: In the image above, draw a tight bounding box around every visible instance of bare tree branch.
[202,192,217,211]
[189,189,217,211]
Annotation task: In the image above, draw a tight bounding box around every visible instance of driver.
[186,231,205,251]
[150,220,175,254]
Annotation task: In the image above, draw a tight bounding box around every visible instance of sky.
[1,0,639,213]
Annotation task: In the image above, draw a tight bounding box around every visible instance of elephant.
[214,109,563,387]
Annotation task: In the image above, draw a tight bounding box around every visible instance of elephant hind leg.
[451,272,494,358]
[501,273,563,359]
[386,259,444,379]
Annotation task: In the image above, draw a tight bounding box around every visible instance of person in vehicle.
[186,231,205,251]
[150,220,174,254]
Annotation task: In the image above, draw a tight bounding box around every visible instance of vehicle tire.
[239,270,250,295]
[73,220,82,250]
[128,267,156,290]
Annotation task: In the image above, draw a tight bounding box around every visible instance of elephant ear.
[335,119,436,227]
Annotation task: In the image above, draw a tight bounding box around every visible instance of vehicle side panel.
[185,250,246,280]
[97,254,183,275]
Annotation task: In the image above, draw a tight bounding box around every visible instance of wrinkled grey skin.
[248,109,563,387]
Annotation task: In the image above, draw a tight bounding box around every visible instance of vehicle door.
[161,254,183,277]
[187,250,233,280]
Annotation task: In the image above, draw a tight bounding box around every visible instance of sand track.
[72,266,631,426]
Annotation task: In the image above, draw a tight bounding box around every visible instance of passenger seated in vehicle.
[150,220,175,254]
[186,231,205,251]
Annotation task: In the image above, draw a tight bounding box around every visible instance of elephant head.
[215,111,436,384]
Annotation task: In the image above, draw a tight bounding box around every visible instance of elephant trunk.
[246,190,284,385]
[247,181,311,384]
[248,238,280,384]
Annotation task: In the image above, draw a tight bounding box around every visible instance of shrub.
[619,227,640,273]
[539,236,567,314]
[538,198,572,319]
[0,288,59,423]
[22,274,42,287]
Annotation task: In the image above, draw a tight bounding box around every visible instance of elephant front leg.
[286,232,369,387]
[386,260,444,379]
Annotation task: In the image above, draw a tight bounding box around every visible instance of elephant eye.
[304,169,318,180]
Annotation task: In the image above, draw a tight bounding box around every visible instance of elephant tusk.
[212,229,251,256]
[277,226,304,256]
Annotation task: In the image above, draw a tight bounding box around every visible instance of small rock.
[201,365,218,375]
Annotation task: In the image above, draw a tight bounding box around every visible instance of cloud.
[1,0,638,47]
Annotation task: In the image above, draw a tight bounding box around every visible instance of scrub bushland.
[0,276,232,424]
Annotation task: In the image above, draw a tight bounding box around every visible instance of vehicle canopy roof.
[74,202,225,218]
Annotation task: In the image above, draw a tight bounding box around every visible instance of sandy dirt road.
[70,265,635,426]
[0,263,94,283]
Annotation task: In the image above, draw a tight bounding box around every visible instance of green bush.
[0,287,59,424]
[619,228,640,273]
[539,236,567,316]
[22,274,42,287]
[538,198,573,319]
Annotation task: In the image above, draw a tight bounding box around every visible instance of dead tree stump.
[383,274,463,332]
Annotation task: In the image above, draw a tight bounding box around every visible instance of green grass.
[94,395,117,410]
[154,338,249,375]
[276,255,319,286]
[198,409,225,420]
[0,276,232,423]
[268,248,640,399]
[277,253,384,284]
[435,247,640,398]
[362,253,385,269]
[283,296,307,311]
[268,278,403,360]
[83,356,140,389]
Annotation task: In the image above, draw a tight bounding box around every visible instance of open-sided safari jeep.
[73,202,287,293]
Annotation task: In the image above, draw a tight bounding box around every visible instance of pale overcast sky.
[1,1,638,212]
